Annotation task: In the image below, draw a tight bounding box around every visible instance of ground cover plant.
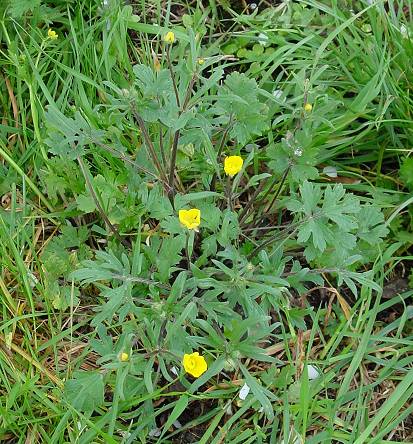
[0,0,412,442]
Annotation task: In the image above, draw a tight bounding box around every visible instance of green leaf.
[239,364,275,420]
[9,0,40,17]
[214,72,269,144]
[64,372,104,412]
[400,157,413,190]
[159,395,189,439]
[76,193,96,213]
[356,205,388,245]
[45,108,104,159]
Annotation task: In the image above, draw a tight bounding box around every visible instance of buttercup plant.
[22,3,403,440]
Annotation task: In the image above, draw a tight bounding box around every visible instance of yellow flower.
[120,352,129,362]
[224,155,243,177]
[163,31,175,44]
[47,29,58,40]
[179,208,201,230]
[304,103,312,112]
[183,352,207,378]
[197,58,205,65]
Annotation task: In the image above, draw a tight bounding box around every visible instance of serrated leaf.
[45,108,104,159]
[64,372,104,412]
[76,193,96,213]
[9,0,40,17]
[214,72,269,144]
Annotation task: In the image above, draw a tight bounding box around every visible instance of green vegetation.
[0,0,412,442]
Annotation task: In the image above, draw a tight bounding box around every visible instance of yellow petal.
[47,29,58,40]
[179,208,201,230]
[304,103,312,112]
[164,31,175,44]
[183,352,208,378]
[224,155,243,177]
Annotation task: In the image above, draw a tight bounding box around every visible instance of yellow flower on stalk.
[224,155,243,177]
[47,29,58,40]
[183,352,207,378]
[179,208,201,230]
[163,31,175,44]
[304,102,312,112]
[120,352,129,362]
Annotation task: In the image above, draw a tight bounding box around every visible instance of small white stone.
[149,428,161,437]
[173,420,183,429]
[307,364,320,380]
[323,166,337,178]
[27,271,39,288]
[249,3,257,10]
[170,366,179,376]
[258,32,269,46]
[239,383,250,400]
[272,89,283,100]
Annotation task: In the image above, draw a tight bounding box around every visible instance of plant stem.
[131,106,168,185]
[249,165,291,231]
[238,179,267,224]
[247,225,298,261]
[167,71,197,199]
[226,176,233,211]
[168,129,180,197]
[92,137,167,186]
[166,47,180,108]
[264,165,290,214]
[185,231,191,268]
[77,157,130,248]
[182,72,197,109]
[210,118,233,191]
